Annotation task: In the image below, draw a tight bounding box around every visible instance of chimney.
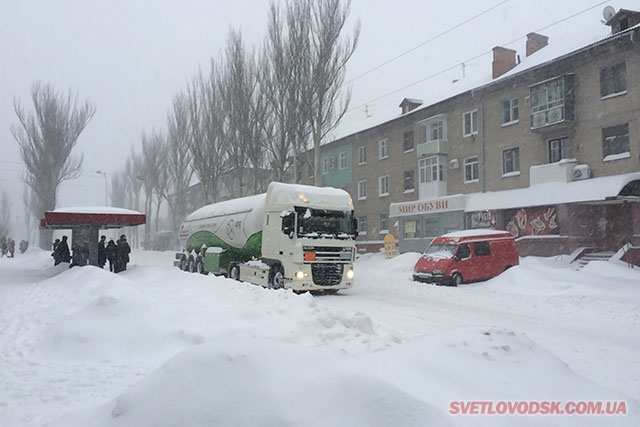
[526,32,549,57]
[492,46,517,79]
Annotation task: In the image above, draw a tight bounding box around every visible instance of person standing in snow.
[56,235,71,265]
[97,235,107,268]
[0,237,7,257]
[115,234,131,273]
[8,238,15,258]
[106,239,117,272]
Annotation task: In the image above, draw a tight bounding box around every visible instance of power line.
[344,0,511,86]
[347,0,613,114]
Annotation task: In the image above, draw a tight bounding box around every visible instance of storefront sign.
[471,211,496,229]
[390,194,468,217]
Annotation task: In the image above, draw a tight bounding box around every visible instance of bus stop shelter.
[40,207,146,267]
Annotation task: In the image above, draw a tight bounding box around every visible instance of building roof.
[464,173,640,212]
[40,207,146,229]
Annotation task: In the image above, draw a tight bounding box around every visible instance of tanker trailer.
[175,182,358,293]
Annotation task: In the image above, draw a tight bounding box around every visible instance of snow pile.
[1,249,639,426]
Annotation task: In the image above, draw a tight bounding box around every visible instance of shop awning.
[465,172,640,212]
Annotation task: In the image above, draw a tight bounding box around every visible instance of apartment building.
[306,8,640,257]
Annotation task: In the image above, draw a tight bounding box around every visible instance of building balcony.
[417,139,448,157]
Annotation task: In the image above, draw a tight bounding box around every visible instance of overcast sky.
[0,0,635,235]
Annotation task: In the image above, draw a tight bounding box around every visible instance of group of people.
[52,234,131,272]
[97,235,131,273]
[1,236,16,258]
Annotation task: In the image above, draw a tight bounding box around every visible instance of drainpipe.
[480,99,486,193]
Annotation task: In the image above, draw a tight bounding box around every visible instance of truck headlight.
[296,270,306,280]
[346,269,355,280]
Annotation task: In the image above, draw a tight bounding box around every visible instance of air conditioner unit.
[573,164,591,181]
[532,112,546,128]
[449,158,459,170]
[548,107,563,123]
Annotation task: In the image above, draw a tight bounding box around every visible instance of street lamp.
[96,170,108,206]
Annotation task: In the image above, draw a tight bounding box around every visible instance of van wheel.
[452,273,463,286]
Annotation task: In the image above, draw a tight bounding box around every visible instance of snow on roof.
[442,229,512,239]
[465,172,640,212]
[53,206,143,215]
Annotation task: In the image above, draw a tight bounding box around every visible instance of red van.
[412,229,519,286]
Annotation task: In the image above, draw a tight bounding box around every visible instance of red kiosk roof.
[40,208,146,229]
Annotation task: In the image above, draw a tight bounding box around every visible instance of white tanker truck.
[175,182,358,293]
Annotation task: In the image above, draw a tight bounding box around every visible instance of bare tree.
[21,186,38,243]
[110,173,127,209]
[0,190,11,238]
[187,64,226,204]
[166,93,194,233]
[306,0,359,185]
[138,130,167,249]
[260,2,312,182]
[11,81,96,248]
[220,29,263,197]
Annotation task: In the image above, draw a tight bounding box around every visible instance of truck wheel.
[179,255,188,271]
[188,257,196,273]
[268,265,284,290]
[196,259,206,275]
[229,264,240,281]
[452,273,463,287]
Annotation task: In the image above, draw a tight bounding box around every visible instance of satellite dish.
[603,6,616,22]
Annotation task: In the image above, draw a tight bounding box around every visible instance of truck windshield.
[423,243,456,259]
[295,207,355,239]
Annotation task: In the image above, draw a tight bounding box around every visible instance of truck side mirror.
[351,217,358,238]
[282,213,294,238]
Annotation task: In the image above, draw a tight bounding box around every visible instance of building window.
[548,137,570,163]
[502,148,520,175]
[422,116,446,142]
[357,216,367,236]
[463,110,478,137]
[339,152,347,170]
[379,213,389,234]
[464,156,479,182]
[378,175,389,197]
[419,156,445,183]
[602,123,630,159]
[357,180,367,200]
[500,98,519,125]
[378,138,389,159]
[403,170,415,192]
[530,75,574,128]
[358,145,367,165]
[600,63,626,98]
[322,157,331,175]
[403,131,414,152]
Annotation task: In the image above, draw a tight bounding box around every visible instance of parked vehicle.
[175,182,358,293]
[412,229,519,286]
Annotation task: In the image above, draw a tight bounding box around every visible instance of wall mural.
[505,206,559,238]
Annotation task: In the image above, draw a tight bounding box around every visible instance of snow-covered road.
[1,249,639,427]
